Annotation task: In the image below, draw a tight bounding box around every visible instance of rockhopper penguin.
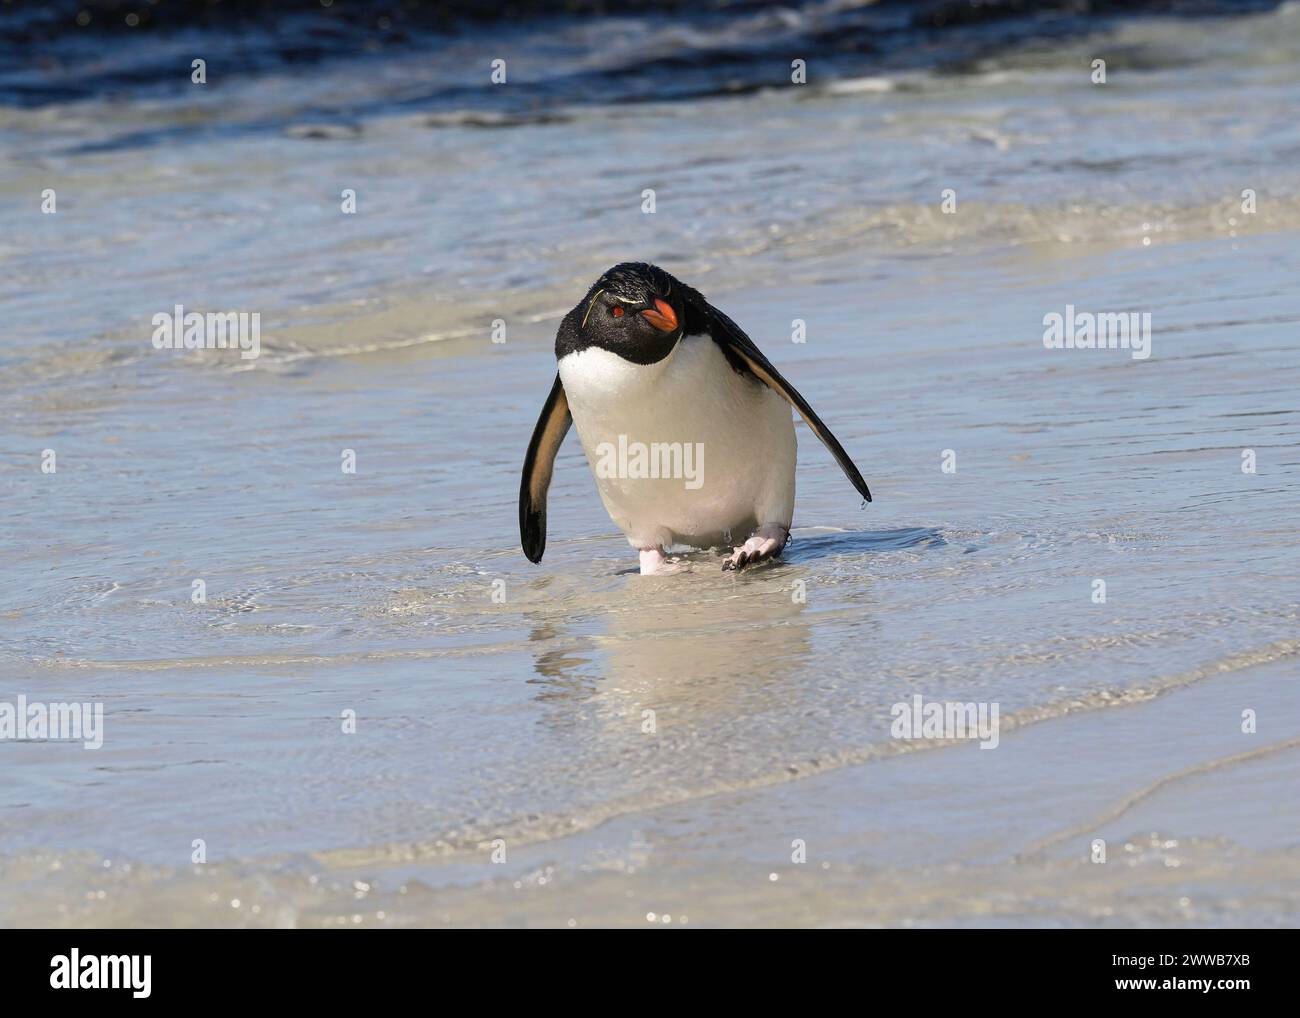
[520,262,871,574]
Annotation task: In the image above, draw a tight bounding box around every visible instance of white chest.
[557,335,797,547]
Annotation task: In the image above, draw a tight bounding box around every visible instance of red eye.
[611,306,625,317]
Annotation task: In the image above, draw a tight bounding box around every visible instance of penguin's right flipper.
[703,304,872,503]
[519,374,573,563]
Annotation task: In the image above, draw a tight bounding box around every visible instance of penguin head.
[559,262,689,365]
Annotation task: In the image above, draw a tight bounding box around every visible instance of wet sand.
[2,3,1299,927]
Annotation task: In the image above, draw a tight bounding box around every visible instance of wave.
[1,0,1290,109]
[309,636,1300,866]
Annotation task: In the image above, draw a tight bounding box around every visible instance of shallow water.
[1,3,1298,926]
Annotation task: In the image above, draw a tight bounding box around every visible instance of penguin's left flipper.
[705,305,872,503]
[519,374,573,563]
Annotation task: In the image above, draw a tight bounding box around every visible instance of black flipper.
[703,302,872,502]
[519,374,573,563]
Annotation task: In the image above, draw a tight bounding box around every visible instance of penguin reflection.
[527,571,814,725]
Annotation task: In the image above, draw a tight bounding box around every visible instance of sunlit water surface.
[1,4,1298,926]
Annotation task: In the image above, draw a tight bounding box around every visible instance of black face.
[555,262,695,365]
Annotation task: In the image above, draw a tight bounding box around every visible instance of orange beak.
[641,298,678,332]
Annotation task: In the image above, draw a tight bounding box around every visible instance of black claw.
[725,543,785,572]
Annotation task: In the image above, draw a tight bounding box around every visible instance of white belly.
[558,334,796,549]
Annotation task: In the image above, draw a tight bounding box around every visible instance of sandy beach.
[1,0,1298,927]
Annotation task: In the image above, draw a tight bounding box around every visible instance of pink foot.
[723,524,789,571]
[639,547,685,575]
